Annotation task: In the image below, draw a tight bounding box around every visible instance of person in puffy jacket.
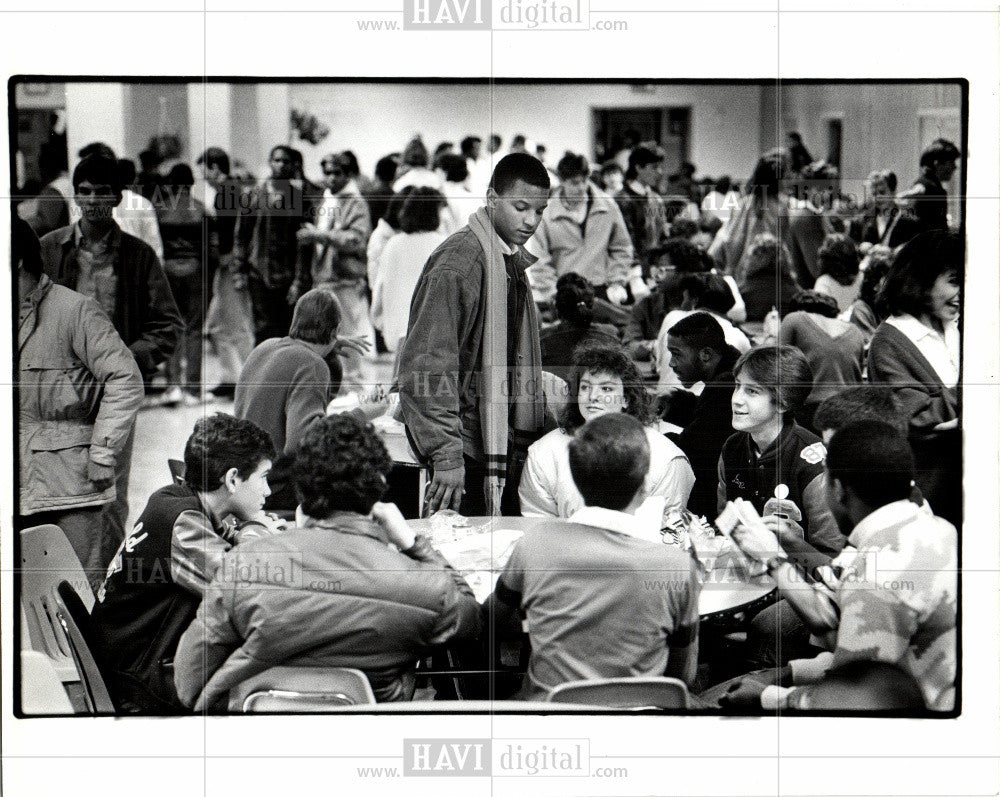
[15,217,143,588]
[173,414,483,710]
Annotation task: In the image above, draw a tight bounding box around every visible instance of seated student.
[744,385,923,669]
[654,271,750,394]
[840,245,893,344]
[868,230,961,527]
[812,233,862,313]
[89,414,280,713]
[622,238,706,361]
[235,287,374,511]
[539,273,619,383]
[492,414,701,700]
[779,290,865,425]
[662,313,741,519]
[718,345,844,556]
[724,420,957,712]
[520,345,694,521]
[173,415,483,710]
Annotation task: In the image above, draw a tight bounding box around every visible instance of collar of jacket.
[69,219,123,252]
[19,273,53,346]
[747,419,797,463]
[298,510,391,545]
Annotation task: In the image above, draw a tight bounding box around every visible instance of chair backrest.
[20,524,95,681]
[168,458,186,485]
[229,666,377,713]
[546,676,693,709]
[53,581,116,714]
[20,650,74,715]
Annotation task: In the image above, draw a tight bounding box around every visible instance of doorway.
[592,106,690,174]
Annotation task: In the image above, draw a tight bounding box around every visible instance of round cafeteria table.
[411,515,775,619]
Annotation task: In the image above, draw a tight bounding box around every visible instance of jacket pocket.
[28,424,97,503]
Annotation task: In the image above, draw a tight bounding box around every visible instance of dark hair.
[12,216,44,279]
[117,158,137,187]
[269,144,294,161]
[554,273,595,327]
[561,345,654,431]
[669,218,699,240]
[374,155,399,184]
[667,311,727,355]
[744,233,795,279]
[826,420,915,507]
[294,415,391,517]
[876,231,964,318]
[437,153,469,184]
[568,414,650,511]
[745,150,787,201]
[802,660,926,712]
[813,387,906,436]
[488,133,502,147]
[556,152,589,181]
[733,345,813,416]
[715,175,732,194]
[460,136,481,157]
[78,142,116,160]
[790,289,840,318]
[654,237,708,274]
[489,153,550,195]
[73,154,123,194]
[625,146,661,180]
[679,272,735,314]
[184,413,275,493]
[198,147,231,175]
[288,288,342,344]
[383,185,416,231]
[399,187,443,233]
[340,150,361,178]
[919,138,960,169]
[166,163,195,187]
[817,233,860,286]
[858,246,894,309]
[401,137,429,168]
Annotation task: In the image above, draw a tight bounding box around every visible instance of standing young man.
[398,153,551,516]
[40,153,182,563]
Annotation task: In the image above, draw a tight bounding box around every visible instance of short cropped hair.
[817,233,861,286]
[184,413,275,493]
[826,420,915,507]
[294,415,391,517]
[166,163,195,187]
[460,136,481,157]
[876,230,964,318]
[269,144,295,161]
[667,311,727,355]
[556,152,589,181]
[78,142,116,160]
[399,187,444,233]
[679,272,735,315]
[12,216,44,278]
[866,169,897,194]
[489,153,550,195]
[437,153,469,184]
[919,138,960,169]
[197,147,231,175]
[288,288,342,344]
[733,345,813,416]
[813,387,906,436]
[568,414,650,511]
[72,154,123,194]
[561,345,654,431]
[790,289,840,318]
[401,137,430,168]
[625,146,662,180]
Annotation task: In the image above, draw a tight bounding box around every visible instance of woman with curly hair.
[519,344,694,520]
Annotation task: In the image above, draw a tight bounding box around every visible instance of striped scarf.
[467,208,546,514]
